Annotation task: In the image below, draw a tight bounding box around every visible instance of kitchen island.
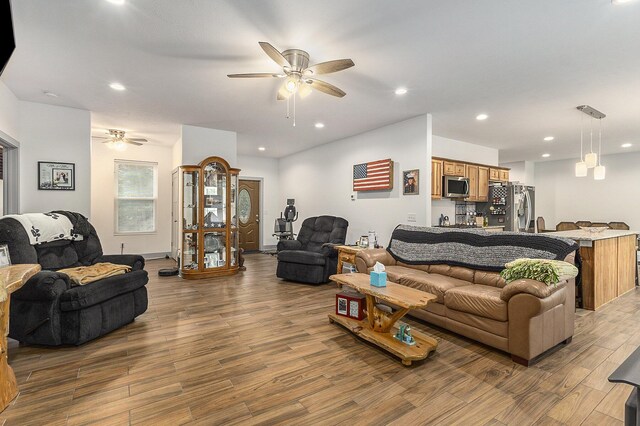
[549,229,637,310]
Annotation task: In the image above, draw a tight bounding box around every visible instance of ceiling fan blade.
[125,141,144,146]
[126,138,148,142]
[306,78,346,98]
[227,72,284,78]
[303,59,354,76]
[258,42,291,69]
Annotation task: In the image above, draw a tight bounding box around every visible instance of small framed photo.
[38,162,75,191]
[403,169,419,195]
[0,244,11,268]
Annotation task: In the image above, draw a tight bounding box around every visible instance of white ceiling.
[3,0,640,162]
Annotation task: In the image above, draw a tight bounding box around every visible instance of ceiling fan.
[227,42,354,100]
[93,129,148,151]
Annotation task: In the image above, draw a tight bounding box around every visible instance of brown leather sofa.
[355,249,575,366]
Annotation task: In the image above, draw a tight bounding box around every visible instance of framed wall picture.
[0,244,11,268]
[403,169,419,195]
[38,161,75,190]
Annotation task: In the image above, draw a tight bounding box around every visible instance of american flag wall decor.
[353,159,394,191]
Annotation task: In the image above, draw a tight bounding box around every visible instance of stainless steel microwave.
[443,176,470,198]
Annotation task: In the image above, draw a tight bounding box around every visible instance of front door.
[238,179,260,252]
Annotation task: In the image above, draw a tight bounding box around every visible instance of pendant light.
[584,118,598,168]
[594,119,605,180]
[575,114,587,177]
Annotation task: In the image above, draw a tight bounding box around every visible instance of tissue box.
[370,271,387,287]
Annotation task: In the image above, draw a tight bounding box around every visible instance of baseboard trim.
[141,252,170,260]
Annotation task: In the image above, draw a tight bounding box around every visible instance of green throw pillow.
[500,258,578,286]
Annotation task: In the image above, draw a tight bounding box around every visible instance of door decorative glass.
[238,188,251,225]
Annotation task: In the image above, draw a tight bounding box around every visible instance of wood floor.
[0,254,636,425]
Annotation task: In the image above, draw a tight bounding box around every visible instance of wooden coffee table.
[328,273,438,366]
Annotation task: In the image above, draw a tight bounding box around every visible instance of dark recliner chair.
[0,212,148,346]
[276,215,348,284]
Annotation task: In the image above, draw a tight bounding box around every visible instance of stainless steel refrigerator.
[485,184,535,232]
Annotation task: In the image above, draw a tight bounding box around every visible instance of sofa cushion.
[59,270,149,311]
[427,264,475,282]
[399,272,470,304]
[277,250,326,266]
[36,243,79,270]
[474,271,507,288]
[382,265,421,282]
[447,309,508,338]
[444,285,508,321]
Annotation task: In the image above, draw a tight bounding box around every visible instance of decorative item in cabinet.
[178,156,241,279]
[431,160,443,199]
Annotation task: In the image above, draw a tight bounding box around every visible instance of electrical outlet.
[407,213,417,222]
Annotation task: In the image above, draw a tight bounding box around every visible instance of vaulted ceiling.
[3,0,640,162]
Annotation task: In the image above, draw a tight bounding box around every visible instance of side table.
[1,264,41,413]
[335,245,367,274]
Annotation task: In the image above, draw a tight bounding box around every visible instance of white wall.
[430,135,500,225]
[501,160,535,185]
[0,81,19,140]
[432,135,499,165]
[172,136,182,170]
[535,152,640,231]
[181,125,237,166]
[237,155,279,248]
[278,115,432,246]
[18,101,91,215]
[91,140,173,256]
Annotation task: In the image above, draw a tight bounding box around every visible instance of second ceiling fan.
[227,42,354,100]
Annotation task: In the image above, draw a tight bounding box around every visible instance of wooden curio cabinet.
[178,156,240,279]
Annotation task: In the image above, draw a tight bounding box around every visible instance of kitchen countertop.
[548,229,638,241]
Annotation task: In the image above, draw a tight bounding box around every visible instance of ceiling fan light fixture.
[113,140,127,151]
[285,77,299,93]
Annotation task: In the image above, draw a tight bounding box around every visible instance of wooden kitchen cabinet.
[478,166,489,202]
[466,165,478,201]
[489,168,500,181]
[431,160,443,199]
[499,170,509,182]
[443,161,465,177]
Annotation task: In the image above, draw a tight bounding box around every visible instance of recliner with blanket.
[0,211,148,346]
[276,215,348,284]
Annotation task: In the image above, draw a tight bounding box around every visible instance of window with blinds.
[115,160,157,234]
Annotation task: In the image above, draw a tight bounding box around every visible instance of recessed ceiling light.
[314,122,325,129]
[258,147,266,151]
[106,0,126,4]
[476,114,488,121]
[541,153,551,158]
[43,90,59,98]
[621,143,633,148]
[109,82,126,91]
[612,0,634,4]
[394,87,408,95]
[543,136,554,141]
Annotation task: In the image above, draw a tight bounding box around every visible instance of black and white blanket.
[2,212,85,245]
[387,225,578,272]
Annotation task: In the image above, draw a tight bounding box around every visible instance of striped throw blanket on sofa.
[387,225,578,272]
